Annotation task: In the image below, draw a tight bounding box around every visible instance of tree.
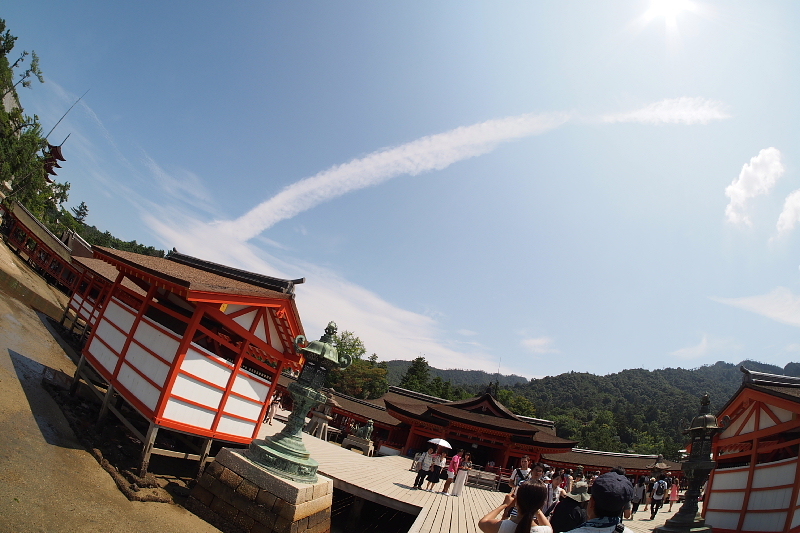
[0,19,67,220]
[71,201,88,223]
[400,356,431,393]
[496,388,536,417]
[323,328,388,400]
[332,330,366,362]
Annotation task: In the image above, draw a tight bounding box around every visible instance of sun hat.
[567,481,591,503]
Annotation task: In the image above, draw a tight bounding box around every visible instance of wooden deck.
[258,421,504,533]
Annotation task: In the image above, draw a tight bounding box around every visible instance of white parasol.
[427,438,452,449]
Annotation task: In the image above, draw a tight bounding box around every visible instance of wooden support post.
[197,438,213,478]
[59,304,70,326]
[69,354,86,396]
[140,423,158,477]
[97,383,115,423]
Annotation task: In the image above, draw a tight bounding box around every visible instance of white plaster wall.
[133,320,179,364]
[125,342,169,387]
[162,398,216,428]
[223,395,262,420]
[171,374,224,409]
[96,318,126,355]
[105,299,136,331]
[742,511,787,532]
[117,363,159,411]
[181,346,232,386]
[752,458,796,489]
[216,415,255,438]
[232,372,269,402]
[704,511,740,531]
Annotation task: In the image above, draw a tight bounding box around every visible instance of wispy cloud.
[602,97,730,125]
[670,334,741,360]
[520,336,559,354]
[712,287,800,327]
[214,112,570,241]
[725,147,784,226]
[457,329,478,337]
[776,189,800,237]
[671,335,710,359]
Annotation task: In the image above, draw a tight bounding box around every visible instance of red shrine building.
[543,449,681,478]
[71,246,306,472]
[384,393,576,466]
[704,368,800,533]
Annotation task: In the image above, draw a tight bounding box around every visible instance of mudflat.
[0,241,220,533]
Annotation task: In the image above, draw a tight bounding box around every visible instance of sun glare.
[643,0,696,28]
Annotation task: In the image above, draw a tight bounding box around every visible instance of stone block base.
[341,436,374,457]
[186,448,332,533]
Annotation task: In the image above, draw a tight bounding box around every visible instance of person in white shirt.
[413,447,435,489]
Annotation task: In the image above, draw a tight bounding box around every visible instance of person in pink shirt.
[442,449,464,495]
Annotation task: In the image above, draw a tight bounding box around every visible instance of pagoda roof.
[93,247,300,301]
[384,393,576,448]
[542,448,682,471]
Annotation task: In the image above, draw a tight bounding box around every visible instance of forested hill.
[511,359,799,460]
[386,358,799,460]
[385,360,528,388]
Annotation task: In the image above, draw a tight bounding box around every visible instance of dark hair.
[658,473,666,481]
[611,466,626,476]
[637,475,646,487]
[515,481,548,533]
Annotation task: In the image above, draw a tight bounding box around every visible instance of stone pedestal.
[341,435,374,457]
[187,448,332,533]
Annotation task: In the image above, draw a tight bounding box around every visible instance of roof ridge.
[741,366,800,387]
[386,386,449,404]
[166,250,303,294]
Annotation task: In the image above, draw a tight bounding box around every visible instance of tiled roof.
[427,404,539,434]
[93,247,295,300]
[542,449,682,471]
[718,367,800,416]
[327,394,401,427]
[72,256,146,294]
[72,256,120,283]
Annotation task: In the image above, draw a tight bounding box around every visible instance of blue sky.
[6,1,800,378]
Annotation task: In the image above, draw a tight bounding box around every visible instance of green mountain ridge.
[386,358,799,460]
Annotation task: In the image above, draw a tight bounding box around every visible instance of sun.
[643,0,696,29]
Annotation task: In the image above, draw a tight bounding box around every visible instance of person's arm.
[479,494,515,533]
[535,510,551,529]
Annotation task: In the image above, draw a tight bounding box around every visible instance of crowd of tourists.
[412,451,683,533]
[412,447,473,496]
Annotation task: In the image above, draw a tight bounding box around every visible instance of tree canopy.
[323,328,388,400]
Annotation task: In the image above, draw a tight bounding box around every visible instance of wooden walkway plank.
[256,422,507,533]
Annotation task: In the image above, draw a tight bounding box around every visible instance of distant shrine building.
[69,246,306,472]
[704,368,800,533]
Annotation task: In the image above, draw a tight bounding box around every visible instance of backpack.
[514,468,531,486]
[655,480,666,496]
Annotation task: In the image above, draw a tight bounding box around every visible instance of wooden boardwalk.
[258,421,504,533]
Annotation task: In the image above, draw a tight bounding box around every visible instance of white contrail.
[602,97,730,125]
[216,112,570,241]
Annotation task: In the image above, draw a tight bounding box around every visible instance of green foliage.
[70,201,88,223]
[386,359,527,389]
[324,329,388,400]
[0,19,70,222]
[397,356,472,401]
[333,330,366,362]
[399,356,431,392]
[496,387,536,417]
